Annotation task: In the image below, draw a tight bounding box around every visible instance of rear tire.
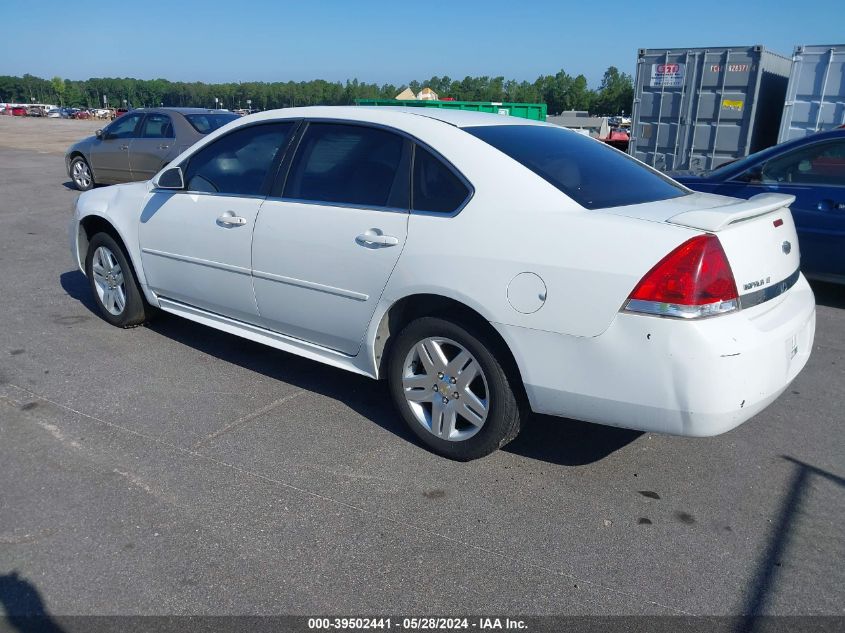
[85,232,153,328]
[388,316,525,460]
[70,156,94,191]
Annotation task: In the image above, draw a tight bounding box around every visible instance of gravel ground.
[0,116,103,154]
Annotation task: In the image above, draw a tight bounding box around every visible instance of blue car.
[674,129,845,283]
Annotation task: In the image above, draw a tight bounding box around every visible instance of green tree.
[0,69,633,113]
[592,66,634,116]
[51,76,65,105]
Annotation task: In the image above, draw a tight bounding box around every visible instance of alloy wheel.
[72,160,92,189]
[401,337,490,441]
[91,246,126,315]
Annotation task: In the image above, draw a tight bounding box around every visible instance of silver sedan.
[65,107,238,191]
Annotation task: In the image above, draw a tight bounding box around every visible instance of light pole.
[214,97,219,110]
[246,99,252,113]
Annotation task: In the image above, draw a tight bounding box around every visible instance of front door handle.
[356,229,399,247]
[158,144,170,150]
[120,145,130,151]
[217,213,247,227]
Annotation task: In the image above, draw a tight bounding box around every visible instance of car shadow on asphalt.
[809,279,845,309]
[60,269,641,466]
[62,181,108,191]
[59,270,99,314]
[505,415,641,465]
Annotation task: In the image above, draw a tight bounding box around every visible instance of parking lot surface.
[0,117,102,154]
[0,138,843,617]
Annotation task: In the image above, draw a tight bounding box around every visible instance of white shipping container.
[778,44,845,143]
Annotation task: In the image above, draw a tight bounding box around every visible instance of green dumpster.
[355,99,547,121]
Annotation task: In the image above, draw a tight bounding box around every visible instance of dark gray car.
[66,107,239,191]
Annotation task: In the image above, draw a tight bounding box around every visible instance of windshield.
[464,125,687,210]
[185,113,239,134]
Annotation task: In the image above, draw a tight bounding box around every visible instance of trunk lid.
[600,191,801,307]
[700,195,801,307]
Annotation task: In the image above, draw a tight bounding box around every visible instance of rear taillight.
[624,234,739,319]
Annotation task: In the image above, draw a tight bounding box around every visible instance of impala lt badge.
[782,241,792,255]
[743,277,771,291]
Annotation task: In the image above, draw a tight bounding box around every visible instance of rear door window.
[465,124,687,209]
[141,114,174,138]
[184,122,295,196]
[283,123,409,209]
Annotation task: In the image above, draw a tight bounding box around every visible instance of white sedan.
[69,106,816,460]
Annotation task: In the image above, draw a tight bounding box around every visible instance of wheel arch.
[77,214,147,291]
[372,293,527,403]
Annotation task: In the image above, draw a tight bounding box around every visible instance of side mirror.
[95,129,103,139]
[155,166,184,190]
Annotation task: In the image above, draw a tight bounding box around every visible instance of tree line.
[0,67,634,116]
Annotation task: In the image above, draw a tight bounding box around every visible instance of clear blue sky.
[1,0,841,87]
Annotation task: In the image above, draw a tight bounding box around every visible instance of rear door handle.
[120,145,130,151]
[818,199,845,211]
[356,230,399,247]
[217,213,247,227]
[158,144,170,150]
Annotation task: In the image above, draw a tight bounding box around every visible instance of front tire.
[388,317,525,460]
[85,233,152,328]
[70,156,94,191]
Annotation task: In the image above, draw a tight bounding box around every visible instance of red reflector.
[773,218,784,227]
[629,234,738,306]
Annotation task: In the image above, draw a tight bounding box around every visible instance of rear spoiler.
[667,193,795,232]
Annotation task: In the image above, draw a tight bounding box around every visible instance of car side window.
[106,113,143,140]
[761,141,845,186]
[412,145,470,213]
[283,123,409,209]
[141,114,174,139]
[183,122,295,196]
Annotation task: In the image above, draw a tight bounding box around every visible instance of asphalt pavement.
[0,146,843,619]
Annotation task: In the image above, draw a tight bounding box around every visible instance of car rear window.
[464,125,687,210]
[185,113,239,134]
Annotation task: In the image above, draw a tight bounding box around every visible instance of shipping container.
[629,46,791,173]
[355,99,547,121]
[778,44,845,142]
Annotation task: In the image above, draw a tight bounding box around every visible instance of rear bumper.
[497,275,816,436]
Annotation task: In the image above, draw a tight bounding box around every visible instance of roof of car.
[246,105,547,129]
[799,127,845,141]
[130,107,235,115]
[358,106,545,128]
